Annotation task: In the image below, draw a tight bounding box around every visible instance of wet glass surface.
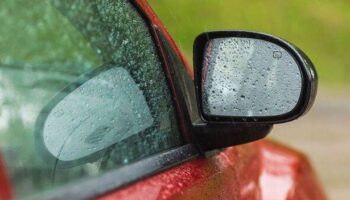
[0,0,183,198]
[202,37,302,117]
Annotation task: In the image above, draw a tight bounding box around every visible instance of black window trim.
[35,144,198,200]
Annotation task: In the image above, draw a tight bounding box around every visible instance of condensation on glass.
[0,0,182,198]
[202,37,302,117]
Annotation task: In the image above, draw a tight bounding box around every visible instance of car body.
[0,0,327,199]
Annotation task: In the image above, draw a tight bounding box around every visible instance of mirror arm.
[191,122,273,151]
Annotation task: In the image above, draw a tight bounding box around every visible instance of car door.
[0,0,327,199]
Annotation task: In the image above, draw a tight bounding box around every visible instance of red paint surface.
[0,154,13,200]
[98,140,327,200]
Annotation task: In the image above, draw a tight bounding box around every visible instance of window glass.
[0,0,183,198]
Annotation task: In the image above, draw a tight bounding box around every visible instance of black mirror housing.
[190,31,317,151]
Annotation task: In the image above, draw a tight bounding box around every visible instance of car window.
[0,0,183,198]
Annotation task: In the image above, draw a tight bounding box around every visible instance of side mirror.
[194,31,317,123]
[191,31,317,150]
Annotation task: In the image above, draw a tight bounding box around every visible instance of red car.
[0,0,327,199]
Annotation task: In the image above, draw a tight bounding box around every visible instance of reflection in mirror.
[37,67,153,162]
[202,37,302,117]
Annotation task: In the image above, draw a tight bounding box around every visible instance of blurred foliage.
[0,0,100,71]
[149,0,350,88]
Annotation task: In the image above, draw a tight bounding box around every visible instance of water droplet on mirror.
[123,158,129,164]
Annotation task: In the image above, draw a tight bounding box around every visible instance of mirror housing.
[194,31,317,124]
[191,31,317,151]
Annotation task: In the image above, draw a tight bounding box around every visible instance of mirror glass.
[202,37,302,117]
[38,67,153,162]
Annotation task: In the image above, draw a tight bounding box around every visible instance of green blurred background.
[149,0,350,89]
